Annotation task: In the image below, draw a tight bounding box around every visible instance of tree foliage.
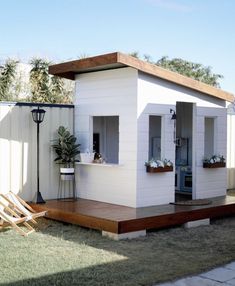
[130,52,223,88]
[0,58,73,103]
[156,56,223,88]
[29,58,50,102]
[0,53,223,104]
[29,58,73,103]
[0,59,18,101]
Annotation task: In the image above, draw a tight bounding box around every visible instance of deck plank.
[30,195,235,234]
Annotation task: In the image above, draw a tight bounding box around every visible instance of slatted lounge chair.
[0,192,46,224]
[0,200,35,236]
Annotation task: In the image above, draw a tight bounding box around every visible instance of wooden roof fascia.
[116,52,235,103]
[48,52,119,80]
[49,52,234,103]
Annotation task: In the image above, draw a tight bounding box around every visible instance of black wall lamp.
[31,106,46,204]
[170,109,176,120]
[170,108,177,144]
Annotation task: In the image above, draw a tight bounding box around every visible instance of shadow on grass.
[45,217,235,283]
[1,261,154,286]
[1,216,235,286]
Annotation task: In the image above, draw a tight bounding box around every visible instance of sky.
[0,0,234,94]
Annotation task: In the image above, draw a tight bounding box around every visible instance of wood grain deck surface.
[31,195,235,234]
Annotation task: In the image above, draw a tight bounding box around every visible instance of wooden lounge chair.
[0,200,35,236]
[0,192,46,224]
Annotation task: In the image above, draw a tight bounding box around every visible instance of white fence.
[0,102,74,201]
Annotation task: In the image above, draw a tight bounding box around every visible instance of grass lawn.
[0,216,235,286]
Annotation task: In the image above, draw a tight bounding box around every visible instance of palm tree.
[29,58,73,103]
[0,59,18,101]
[29,58,51,103]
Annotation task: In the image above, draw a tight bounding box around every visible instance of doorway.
[175,102,193,200]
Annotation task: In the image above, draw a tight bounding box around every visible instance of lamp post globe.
[31,108,46,123]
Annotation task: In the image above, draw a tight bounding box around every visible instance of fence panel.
[0,102,74,201]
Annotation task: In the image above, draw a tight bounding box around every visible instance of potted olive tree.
[52,126,80,180]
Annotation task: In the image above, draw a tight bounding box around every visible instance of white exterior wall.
[74,68,138,207]
[137,73,226,108]
[227,110,235,189]
[194,107,227,198]
[74,68,227,208]
[136,105,175,207]
[137,72,227,206]
[0,104,74,201]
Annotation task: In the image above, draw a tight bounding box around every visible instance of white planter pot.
[80,153,95,163]
[60,168,75,181]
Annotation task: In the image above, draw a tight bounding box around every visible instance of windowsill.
[76,162,123,167]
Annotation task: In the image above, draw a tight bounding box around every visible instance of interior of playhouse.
[174,102,215,199]
[92,116,119,164]
[174,102,193,199]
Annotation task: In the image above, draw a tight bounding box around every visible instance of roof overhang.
[49,52,234,103]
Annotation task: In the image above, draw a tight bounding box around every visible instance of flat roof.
[49,52,234,102]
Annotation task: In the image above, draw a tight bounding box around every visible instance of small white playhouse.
[49,52,234,208]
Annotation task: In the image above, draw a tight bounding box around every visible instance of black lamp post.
[31,106,46,204]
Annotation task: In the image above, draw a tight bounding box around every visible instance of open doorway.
[175,102,193,201]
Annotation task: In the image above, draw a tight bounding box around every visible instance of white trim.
[76,162,123,167]
[60,168,75,173]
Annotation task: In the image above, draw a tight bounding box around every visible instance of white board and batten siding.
[74,68,139,207]
[194,107,227,198]
[136,104,175,207]
[227,105,235,190]
[0,103,74,201]
[137,72,227,206]
[74,67,228,208]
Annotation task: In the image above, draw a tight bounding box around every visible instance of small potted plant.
[52,126,80,180]
[203,155,226,168]
[145,158,173,173]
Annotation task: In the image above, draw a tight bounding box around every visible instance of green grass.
[0,216,235,286]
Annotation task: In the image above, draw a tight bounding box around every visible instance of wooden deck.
[31,195,235,234]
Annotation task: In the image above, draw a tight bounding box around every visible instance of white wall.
[227,107,235,189]
[74,67,138,207]
[136,105,175,207]
[137,72,226,109]
[194,107,227,198]
[137,74,176,207]
[74,68,228,208]
[137,72,227,206]
[0,103,74,201]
